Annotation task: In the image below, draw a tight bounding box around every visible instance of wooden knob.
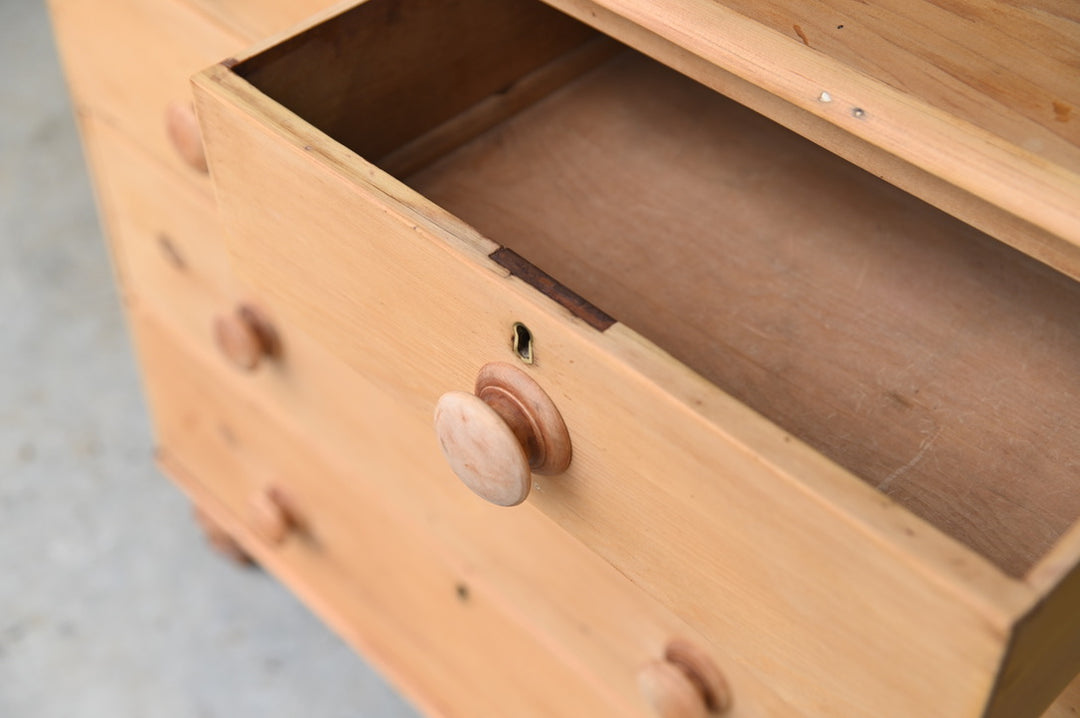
[434,362,571,507]
[165,101,208,173]
[247,487,293,545]
[639,661,710,718]
[639,640,731,717]
[213,305,276,371]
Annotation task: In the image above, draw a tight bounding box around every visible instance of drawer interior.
[234,0,1080,578]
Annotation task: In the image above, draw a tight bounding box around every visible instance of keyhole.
[512,322,534,364]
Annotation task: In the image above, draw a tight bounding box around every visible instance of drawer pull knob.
[639,640,731,717]
[164,101,209,173]
[213,305,277,371]
[248,487,294,545]
[434,362,571,507]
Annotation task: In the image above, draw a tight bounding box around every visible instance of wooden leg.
[193,505,254,566]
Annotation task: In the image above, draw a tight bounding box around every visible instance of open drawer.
[192,0,1080,715]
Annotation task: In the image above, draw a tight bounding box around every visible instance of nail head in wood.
[164,101,209,173]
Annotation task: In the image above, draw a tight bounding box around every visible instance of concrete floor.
[0,2,419,716]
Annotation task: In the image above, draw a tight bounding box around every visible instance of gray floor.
[0,2,419,716]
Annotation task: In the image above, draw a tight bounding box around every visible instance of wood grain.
[195,61,1045,717]
[183,0,333,42]
[48,0,243,185]
[987,561,1080,718]
[78,117,235,348]
[408,50,1080,578]
[234,0,598,162]
[535,0,1080,259]
[1043,671,1080,718]
[710,0,1080,173]
[133,307,795,717]
[523,0,1080,283]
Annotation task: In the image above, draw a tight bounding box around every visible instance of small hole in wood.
[455,583,470,601]
[156,233,186,270]
[512,322,534,364]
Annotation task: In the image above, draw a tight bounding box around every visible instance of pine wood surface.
[183,0,332,42]
[235,0,597,163]
[48,0,1080,713]
[47,0,243,186]
[407,49,1080,578]
[194,61,1055,717]
[521,0,1080,285]
[78,103,789,712]
[704,0,1080,175]
[80,117,234,328]
[1043,672,1080,718]
[134,308,795,717]
[537,0,1080,256]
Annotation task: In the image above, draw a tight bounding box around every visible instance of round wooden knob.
[213,305,276,371]
[639,640,731,717]
[434,362,571,507]
[165,101,208,173]
[639,661,710,718]
[248,487,293,545]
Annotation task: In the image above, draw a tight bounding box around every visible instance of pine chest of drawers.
[50,0,1080,715]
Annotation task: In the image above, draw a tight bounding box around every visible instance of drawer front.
[132,307,786,718]
[81,116,233,339]
[85,107,784,716]
[49,0,242,184]
[194,51,1025,718]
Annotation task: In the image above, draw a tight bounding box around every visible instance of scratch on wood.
[877,428,941,492]
[793,24,810,46]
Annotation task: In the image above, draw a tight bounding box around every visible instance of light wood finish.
[639,639,733,718]
[436,362,572,506]
[475,362,573,476]
[183,0,332,42]
[133,307,793,717]
[638,661,710,718]
[195,57,1052,717]
[78,116,233,346]
[664,639,732,715]
[537,0,1080,273]
[435,393,532,507]
[247,486,294,545]
[484,0,1079,285]
[47,0,243,186]
[220,0,1080,574]
[49,0,1080,714]
[213,304,276,371]
[164,101,209,172]
[407,49,1080,578]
